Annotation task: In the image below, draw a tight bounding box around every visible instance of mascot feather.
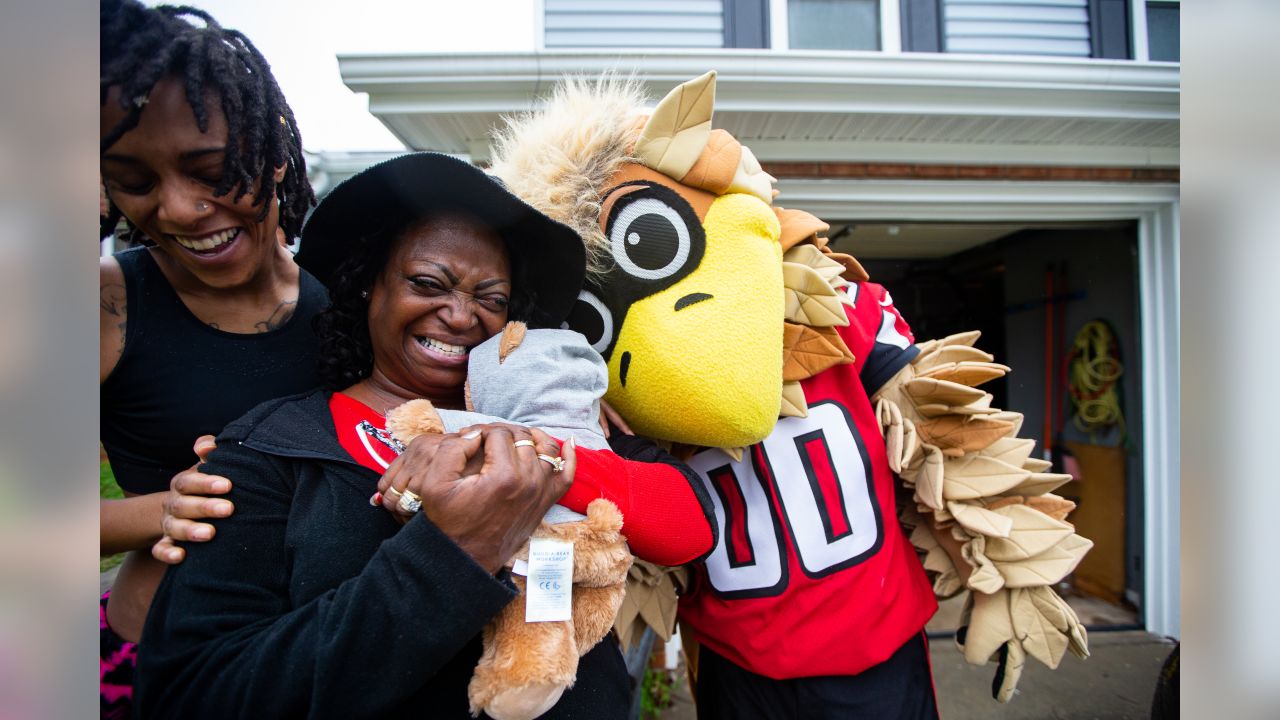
[491,72,1091,703]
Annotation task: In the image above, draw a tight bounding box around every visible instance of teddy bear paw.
[476,682,568,720]
[384,398,444,443]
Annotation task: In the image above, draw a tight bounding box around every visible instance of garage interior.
[829,221,1144,631]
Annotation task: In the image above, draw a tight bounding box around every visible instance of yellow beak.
[604,193,784,448]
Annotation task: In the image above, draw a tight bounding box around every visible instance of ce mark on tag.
[526,538,574,622]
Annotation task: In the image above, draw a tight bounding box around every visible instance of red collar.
[329,392,400,474]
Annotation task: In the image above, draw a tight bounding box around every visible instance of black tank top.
[101,248,327,495]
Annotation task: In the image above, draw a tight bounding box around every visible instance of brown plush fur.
[470,575,578,719]
[571,584,625,654]
[384,398,445,439]
[470,500,630,719]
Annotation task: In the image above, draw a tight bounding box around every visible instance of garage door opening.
[830,221,1144,631]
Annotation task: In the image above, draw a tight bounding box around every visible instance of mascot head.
[491,72,866,449]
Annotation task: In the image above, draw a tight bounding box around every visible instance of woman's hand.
[151,435,235,564]
[376,425,574,573]
[598,399,634,439]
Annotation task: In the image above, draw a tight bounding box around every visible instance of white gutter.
[340,49,1179,121]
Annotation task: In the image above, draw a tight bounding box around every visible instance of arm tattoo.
[100,284,126,316]
[255,299,297,333]
[101,283,127,355]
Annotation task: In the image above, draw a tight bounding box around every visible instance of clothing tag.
[524,538,573,623]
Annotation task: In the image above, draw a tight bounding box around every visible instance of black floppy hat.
[297,152,585,328]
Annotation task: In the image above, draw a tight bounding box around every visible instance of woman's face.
[366,214,512,403]
[100,77,285,290]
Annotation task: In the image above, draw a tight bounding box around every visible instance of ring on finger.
[384,486,404,501]
[512,439,536,450]
[536,454,565,473]
[397,489,423,514]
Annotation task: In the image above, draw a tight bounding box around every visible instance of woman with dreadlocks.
[99,1,322,715]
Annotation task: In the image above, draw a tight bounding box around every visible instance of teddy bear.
[386,321,633,720]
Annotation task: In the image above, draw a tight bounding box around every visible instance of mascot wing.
[876,333,1091,702]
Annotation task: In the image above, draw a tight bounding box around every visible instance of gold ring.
[384,486,403,501]
[397,489,423,514]
[537,454,565,473]
[512,439,536,450]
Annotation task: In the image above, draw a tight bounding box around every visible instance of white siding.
[943,0,1092,57]
[545,0,725,49]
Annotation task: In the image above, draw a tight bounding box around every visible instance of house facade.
[325,0,1180,638]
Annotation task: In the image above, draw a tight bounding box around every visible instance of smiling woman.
[360,215,512,408]
[100,79,295,296]
[98,1,323,717]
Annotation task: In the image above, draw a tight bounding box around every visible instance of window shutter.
[544,0,726,49]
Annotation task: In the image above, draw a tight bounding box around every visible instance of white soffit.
[339,50,1179,167]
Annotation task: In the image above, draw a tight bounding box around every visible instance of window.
[725,0,771,48]
[1145,1,1179,61]
[788,0,881,51]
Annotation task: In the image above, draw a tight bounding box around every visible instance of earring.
[360,290,370,300]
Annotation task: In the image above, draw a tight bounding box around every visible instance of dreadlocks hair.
[100,0,314,243]
[313,212,538,391]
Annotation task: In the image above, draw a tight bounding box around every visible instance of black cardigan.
[135,390,628,719]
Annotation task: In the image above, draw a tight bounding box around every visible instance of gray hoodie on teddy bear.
[432,327,611,523]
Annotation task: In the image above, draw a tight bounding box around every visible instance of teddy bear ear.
[497,321,527,364]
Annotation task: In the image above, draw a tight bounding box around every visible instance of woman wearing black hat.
[134,153,715,719]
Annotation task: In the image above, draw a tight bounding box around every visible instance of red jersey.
[678,282,937,679]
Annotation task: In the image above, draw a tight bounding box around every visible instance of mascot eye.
[561,290,614,355]
[610,197,692,281]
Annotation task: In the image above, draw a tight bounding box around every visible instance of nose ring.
[196,201,210,213]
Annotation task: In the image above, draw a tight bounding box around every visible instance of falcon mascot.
[489,71,1091,707]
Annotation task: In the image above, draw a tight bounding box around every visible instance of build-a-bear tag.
[524,538,573,622]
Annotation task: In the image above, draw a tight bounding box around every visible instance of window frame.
[767,0,902,53]
[1131,0,1179,62]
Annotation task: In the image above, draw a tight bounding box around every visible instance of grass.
[100,459,124,500]
[640,667,682,720]
[100,460,126,573]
